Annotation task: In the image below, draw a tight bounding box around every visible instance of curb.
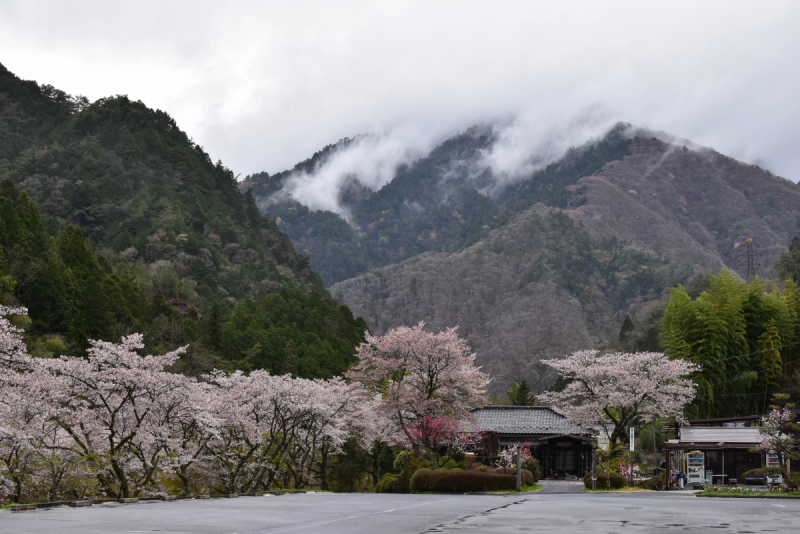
[696,493,800,500]
[4,491,310,513]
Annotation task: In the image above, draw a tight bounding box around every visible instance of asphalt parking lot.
[2,488,798,534]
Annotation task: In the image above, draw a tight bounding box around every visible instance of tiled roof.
[679,427,761,444]
[471,406,592,436]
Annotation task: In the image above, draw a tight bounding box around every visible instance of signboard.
[629,427,634,451]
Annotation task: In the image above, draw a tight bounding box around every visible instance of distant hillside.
[0,62,325,302]
[0,62,366,378]
[245,128,800,393]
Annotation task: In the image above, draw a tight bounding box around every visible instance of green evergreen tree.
[206,303,222,353]
[775,237,800,284]
[619,314,634,343]
[505,379,536,406]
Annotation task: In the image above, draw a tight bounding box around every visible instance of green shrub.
[784,472,800,491]
[492,468,533,486]
[743,466,786,477]
[375,473,399,493]
[411,469,516,492]
[393,451,414,473]
[392,457,434,493]
[475,465,489,473]
[583,472,610,489]
[441,459,463,470]
[448,450,466,463]
[522,458,541,483]
[609,473,627,489]
[641,472,664,490]
[44,337,67,354]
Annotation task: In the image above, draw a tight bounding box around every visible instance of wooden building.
[664,416,765,486]
[472,406,595,478]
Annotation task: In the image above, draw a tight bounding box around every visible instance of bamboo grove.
[662,269,800,419]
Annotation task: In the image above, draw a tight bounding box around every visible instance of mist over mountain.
[243,124,800,393]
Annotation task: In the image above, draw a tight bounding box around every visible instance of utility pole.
[592,442,597,490]
[516,443,522,492]
[652,426,657,476]
[735,237,761,284]
[745,237,755,284]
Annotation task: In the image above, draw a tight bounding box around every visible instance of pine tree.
[206,303,222,353]
[505,379,536,406]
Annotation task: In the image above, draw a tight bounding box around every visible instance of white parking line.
[266,498,460,533]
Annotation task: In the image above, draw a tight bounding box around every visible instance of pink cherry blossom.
[538,350,697,452]
[346,322,488,453]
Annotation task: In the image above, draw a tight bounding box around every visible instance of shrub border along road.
[583,487,652,493]
[477,484,543,494]
[696,493,800,500]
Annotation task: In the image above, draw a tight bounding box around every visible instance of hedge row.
[410,469,516,492]
[491,468,534,486]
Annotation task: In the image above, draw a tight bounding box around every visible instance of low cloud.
[1,1,799,183]
[280,125,444,216]
[479,109,625,187]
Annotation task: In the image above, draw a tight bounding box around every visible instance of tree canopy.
[661,269,800,418]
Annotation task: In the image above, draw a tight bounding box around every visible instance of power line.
[696,341,800,366]
[699,355,800,389]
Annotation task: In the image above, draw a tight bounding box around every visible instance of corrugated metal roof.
[471,406,591,436]
[679,427,761,444]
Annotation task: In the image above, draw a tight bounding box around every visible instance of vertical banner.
[629,427,635,486]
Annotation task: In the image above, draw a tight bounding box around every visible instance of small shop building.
[471,406,595,478]
[663,416,769,486]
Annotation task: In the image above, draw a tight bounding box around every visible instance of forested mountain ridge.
[245,126,800,393]
[0,62,367,378]
[241,126,641,286]
[0,61,324,302]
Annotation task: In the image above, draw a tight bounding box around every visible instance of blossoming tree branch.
[345,322,489,454]
[538,350,698,454]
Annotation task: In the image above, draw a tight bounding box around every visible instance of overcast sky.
[1,1,799,183]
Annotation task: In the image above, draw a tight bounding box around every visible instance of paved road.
[0,493,518,534]
[2,491,799,534]
[433,492,800,533]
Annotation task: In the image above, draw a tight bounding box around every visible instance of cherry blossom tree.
[0,305,55,502]
[497,442,532,469]
[167,380,220,496]
[41,334,191,498]
[346,322,488,453]
[538,350,698,453]
[0,303,391,498]
[756,395,799,464]
[0,305,32,371]
[0,376,43,503]
[202,370,362,493]
[405,416,482,453]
